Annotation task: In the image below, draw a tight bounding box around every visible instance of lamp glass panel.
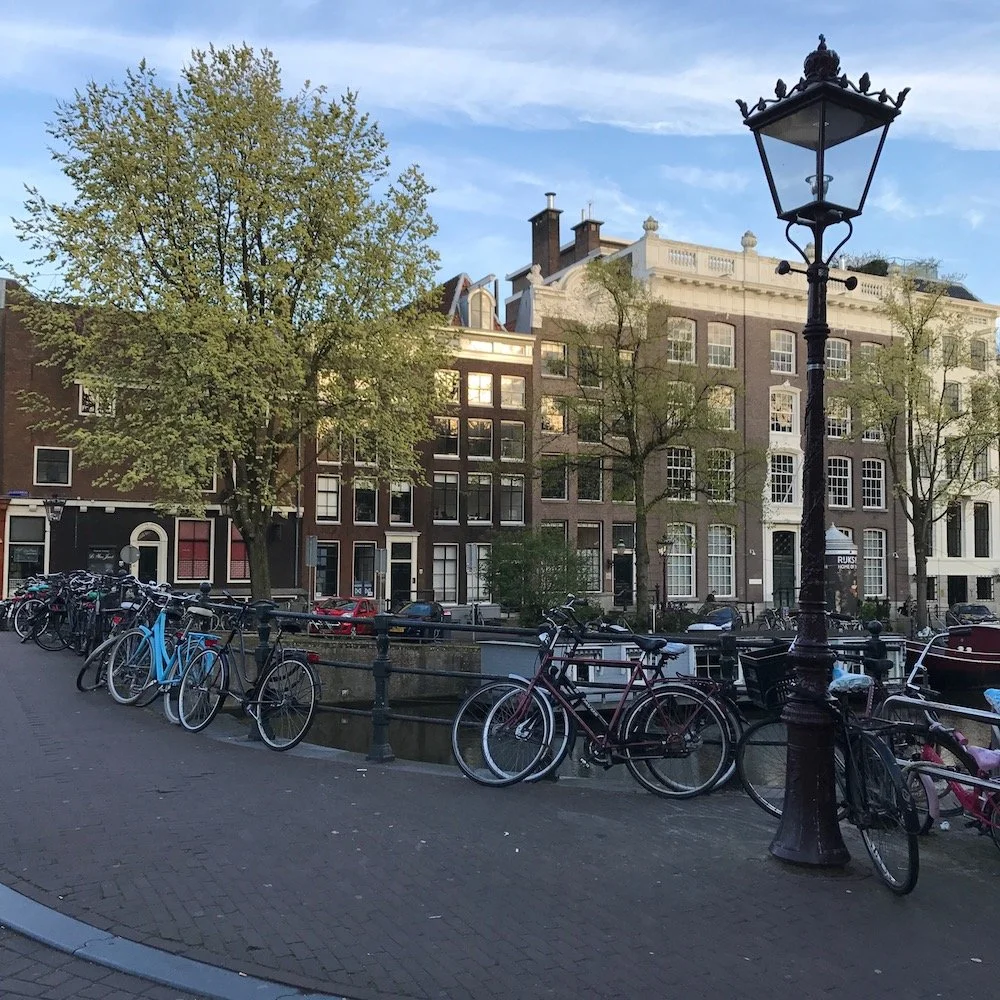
[822,124,886,213]
[759,131,821,216]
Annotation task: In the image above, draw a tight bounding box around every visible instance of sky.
[0,0,998,306]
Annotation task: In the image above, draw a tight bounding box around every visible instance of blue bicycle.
[105,585,217,723]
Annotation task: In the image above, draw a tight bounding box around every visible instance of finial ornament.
[803,34,840,81]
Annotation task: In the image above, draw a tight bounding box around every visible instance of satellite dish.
[120,545,140,565]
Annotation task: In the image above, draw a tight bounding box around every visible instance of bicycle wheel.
[622,686,731,798]
[254,658,318,751]
[106,630,155,705]
[852,732,920,895]
[162,667,182,725]
[34,613,69,652]
[904,768,935,836]
[524,697,577,783]
[76,633,122,692]
[481,683,556,785]
[736,717,788,817]
[178,648,228,733]
[13,600,44,639]
[451,680,551,786]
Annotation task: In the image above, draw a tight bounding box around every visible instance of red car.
[310,596,379,636]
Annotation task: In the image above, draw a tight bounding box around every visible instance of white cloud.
[661,165,750,192]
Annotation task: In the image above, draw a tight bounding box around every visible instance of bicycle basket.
[740,643,793,710]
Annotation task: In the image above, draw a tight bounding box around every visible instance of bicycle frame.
[133,602,215,685]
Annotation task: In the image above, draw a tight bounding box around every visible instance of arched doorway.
[772,530,797,609]
[130,522,168,584]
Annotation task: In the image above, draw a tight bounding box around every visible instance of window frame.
[33,446,73,487]
[174,517,214,583]
[467,372,493,406]
[227,520,251,583]
[707,322,735,368]
[467,417,493,460]
[666,317,696,364]
[432,472,460,523]
[826,338,850,380]
[434,416,460,458]
[827,457,852,509]
[577,457,603,502]
[707,524,735,598]
[861,458,885,510]
[353,478,378,525]
[500,374,526,409]
[499,474,525,525]
[665,447,695,501]
[540,456,568,501]
[467,473,493,523]
[862,528,887,599]
[499,420,525,461]
[769,389,796,435]
[770,330,796,374]
[389,481,413,525]
[433,543,460,603]
[541,341,568,378]
[316,473,341,523]
[770,453,796,505]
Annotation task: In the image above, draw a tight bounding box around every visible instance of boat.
[904,624,1000,689]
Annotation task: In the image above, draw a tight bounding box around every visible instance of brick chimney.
[529,192,562,278]
[572,208,603,261]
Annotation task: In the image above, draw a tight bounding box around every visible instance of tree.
[842,274,996,629]
[547,258,763,623]
[483,528,592,626]
[6,45,447,597]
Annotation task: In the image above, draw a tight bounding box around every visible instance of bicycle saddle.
[828,672,873,694]
[631,635,687,657]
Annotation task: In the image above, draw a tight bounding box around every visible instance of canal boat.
[904,624,1000,689]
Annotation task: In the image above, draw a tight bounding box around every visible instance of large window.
[770,390,795,434]
[434,416,459,457]
[707,525,734,598]
[353,543,376,597]
[947,503,962,557]
[577,523,602,593]
[707,322,734,368]
[468,542,491,601]
[316,542,339,598]
[390,482,412,524]
[34,447,72,487]
[540,456,568,500]
[316,474,340,522]
[436,369,460,404]
[467,372,493,406]
[467,473,492,523]
[433,472,459,522]
[709,385,735,431]
[541,341,568,377]
[665,447,694,500]
[861,458,885,510]
[467,418,493,459]
[943,381,962,415]
[228,522,250,582]
[826,398,850,439]
[862,529,886,598]
[354,479,377,523]
[577,403,602,442]
[499,475,524,524]
[611,459,634,502]
[665,523,695,599]
[78,383,116,416]
[500,421,525,460]
[666,317,696,363]
[970,339,987,371]
[541,396,567,434]
[974,502,990,558]
[770,330,796,374]
[706,449,734,502]
[354,433,378,466]
[433,544,459,603]
[826,338,850,379]
[577,458,603,501]
[500,375,525,409]
[578,347,603,387]
[176,519,211,581]
[770,453,795,504]
[827,457,852,508]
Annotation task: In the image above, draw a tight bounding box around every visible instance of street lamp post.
[656,538,669,612]
[738,36,907,866]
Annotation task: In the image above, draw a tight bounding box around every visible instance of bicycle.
[451,597,732,797]
[177,600,320,751]
[737,671,921,894]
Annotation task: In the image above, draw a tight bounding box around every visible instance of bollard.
[247,605,274,742]
[861,619,892,681]
[367,613,396,763]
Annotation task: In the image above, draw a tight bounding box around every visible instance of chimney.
[572,206,603,262]
[529,192,562,278]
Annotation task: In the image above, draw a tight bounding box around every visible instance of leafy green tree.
[483,528,592,626]
[7,45,447,597]
[842,275,996,629]
[547,258,764,623]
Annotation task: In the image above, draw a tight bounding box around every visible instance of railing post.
[719,633,738,681]
[367,613,395,763]
[246,605,273,742]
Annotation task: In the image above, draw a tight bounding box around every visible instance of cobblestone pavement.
[0,925,206,999]
[1,633,998,1000]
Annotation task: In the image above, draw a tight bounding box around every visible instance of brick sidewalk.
[1,634,996,999]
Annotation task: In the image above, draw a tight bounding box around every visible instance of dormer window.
[469,289,494,330]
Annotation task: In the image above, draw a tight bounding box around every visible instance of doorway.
[947,575,968,607]
[130,522,168,584]
[612,552,634,611]
[388,540,414,610]
[772,530,797,609]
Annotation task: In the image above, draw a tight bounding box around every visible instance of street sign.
[375,548,387,574]
[6,490,28,498]
[305,535,318,568]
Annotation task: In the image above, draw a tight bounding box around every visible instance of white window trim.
[541,341,568,378]
[828,457,853,509]
[707,524,735,598]
[389,481,413,526]
[226,518,251,584]
[500,421,526,462]
[770,330,797,375]
[467,372,494,407]
[707,323,735,369]
[353,479,378,525]
[433,472,460,525]
[861,459,886,511]
[500,375,526,410]
[33,446,73,488]
[500,474,526,525]
[202,470,218,494]
[77,382,116,417]
[769,385,800,436]
[434,417,461,460]
[316,473,341,524]
[467,418,494,461]
[173,516,216,583]
[467,473,493,524]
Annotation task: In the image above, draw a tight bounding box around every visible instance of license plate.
[389,626,404,633]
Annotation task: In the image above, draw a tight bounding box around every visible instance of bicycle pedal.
[577,757,591,769]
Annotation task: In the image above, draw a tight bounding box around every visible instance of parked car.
[309,596,379,636]
[946,603,999,626]
[686,604,745,633]
[389,600,451,641]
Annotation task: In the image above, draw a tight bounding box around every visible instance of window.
[665,447,694,500]
[433,472,459,522]
[612,523,635,549]
[78,383,115,416]
[666,317,696,363]
[434,417,459,458]
[706,449,734,502]
[944,440,962,479]
[611,460,634,502]
[577,402,602,442]
[970,339,987,371]
[769,390,795,434]
[974,502,990,558]
[862,419,884,443]
[354,479,377,523]
[467,418,493,459]
[858,342,882,364]
[541,520,567,541]
[467,474,492,522]
[707,322,735,368]
[577,523,602,593]
[500,375,525,409]
[862,529,886,598]
[946,502,962,557]
[978,577,994,601]
[709,385,735,431]
[578,458,603,501]
[707,525,734,597]
[943,381,961,416]
[436,369,460,404]
[468,542,491,601]
[316,423,340,464]
[390,482,412,524]
[500,475,525,524]
[467,372,493,406]
[541,341,568,377]
[316,474,341,522]
[433,544,459,603]
[353,543,376,598]
[861,459,885,510]
[34,447,72,487]
[827,457,852,508]
[665,523,695,598]
[468,290,493,330]
[176,519,211,581]
[316,542,339,598]
[354,433,377,466]
[578,347,603,387]
[540,457,567,500]
[228,522,250,582]
[770,453,795,504]
[974,451,991,482]
[770,330,796,374]
[541,396,567,434]
[942,336,961,366]
[500,421,525,461]
[826,338,850,379]
[826,398,850,439]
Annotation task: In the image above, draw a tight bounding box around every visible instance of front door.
[947,575,968,607]
[137,546,159,584]
[612,552,634,610]
[389,541,413,610]
[772,531,797,609]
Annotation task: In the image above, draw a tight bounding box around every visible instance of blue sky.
[1,0,998,306]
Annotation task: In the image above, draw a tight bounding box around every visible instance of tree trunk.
[633,465,650,629]
[238,507,273,600]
